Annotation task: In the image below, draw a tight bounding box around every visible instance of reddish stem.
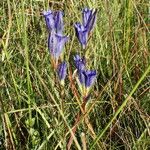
[67,97,88,150]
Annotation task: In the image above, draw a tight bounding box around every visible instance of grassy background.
[0,0,150,149]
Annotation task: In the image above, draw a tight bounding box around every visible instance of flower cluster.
[43,10,68,85]
[43,8,97,95]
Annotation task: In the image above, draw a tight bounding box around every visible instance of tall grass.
[0,0,150,149]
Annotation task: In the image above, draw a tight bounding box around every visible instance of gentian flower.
[82,8,97,32]
[74,23,88,49]
[78,70,96,88]
[54,11,64,34]
[74,55,86,71]
[57,62,67,82]
[43,10,63,34]
[74,8,97,49]
[48,33,69,60]
[82,8,92,27]
[43,10,55,31]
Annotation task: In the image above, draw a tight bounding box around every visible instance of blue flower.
[82,8,97,32]
[78,70,96,88]
[74,8,97,48]
[48,33,69,59]
[57,62,67,81]
[74,55,86,71]
[82,8,92,27]
[54,11,64,34]
[74,23,88,49]
[43,10,63,34]
[43,10,55,31]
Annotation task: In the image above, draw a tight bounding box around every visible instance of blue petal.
[84,70,96,87]
[74,23,88,48]
[78,71,86,85]
[82,8,92,27]
[78,70,96,87]
[57,62,67,80]
[74,55,86,71]
[43,10,64,34]
[54,11,64,34]
[48,34,55,56]
[43,10,55,31]
[86,9,97,32]
[74,54,80,61]
[55,34,69,58]
[82,8,97,32]
[48,33,69,59]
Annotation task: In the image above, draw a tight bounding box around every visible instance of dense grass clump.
[0,0,150,150]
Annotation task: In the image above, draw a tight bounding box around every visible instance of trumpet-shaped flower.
[74,8,97,48]
[74,55,86,71]
[48,33,69,59]
[43,10,54,31]
[54,11,64,34]
[78,70,96,88]
[82,8,97,32]
[43,10,63,34]
[57,62,67,81]
[74,23,88,49]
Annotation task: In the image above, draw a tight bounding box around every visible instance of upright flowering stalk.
[68,57,97,150]
[67,9,97,150]
[57,61,67,85]
[74,8,97,49]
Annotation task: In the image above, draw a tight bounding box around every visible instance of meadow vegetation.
[0,0,150,149]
